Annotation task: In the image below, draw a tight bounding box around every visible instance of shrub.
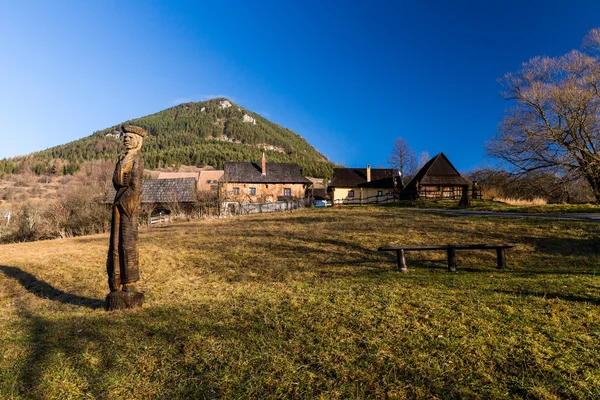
[495,197,548,206]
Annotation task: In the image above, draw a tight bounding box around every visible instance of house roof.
[405,152,470,190]
[222,162,312,184]
[157,172,200,180]
[307,177,326,189]
[329,168,400,189]
[106,178,197,204]
[198,170,224,181]
[142,178,197,203]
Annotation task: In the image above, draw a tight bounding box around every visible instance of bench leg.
[447,247,457,272]
[496,248,506,269]
[396,250,407,272]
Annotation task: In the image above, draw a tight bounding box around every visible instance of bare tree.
[416,151,431,170]
[387,137,416,184]
[487,27,600,201]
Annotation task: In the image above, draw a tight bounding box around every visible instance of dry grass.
[496,197,548,206]
[1,207,599,399]
[392,199,600,214]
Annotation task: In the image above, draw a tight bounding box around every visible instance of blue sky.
[1,0,599,172]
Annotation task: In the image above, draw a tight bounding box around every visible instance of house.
[328,165,401,205]
[403,152,470,199]
[220,155,312,203]
[157,170,224,192]
[197,170,224,192]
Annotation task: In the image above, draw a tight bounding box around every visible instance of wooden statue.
[106,125,146,311]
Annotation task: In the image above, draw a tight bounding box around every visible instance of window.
[284,188,291,196]
[377,190,383,196]
[250,187,256,195]
[348,190,354,197]
[233,187,240,195]
[388,190,393,195]
[206,180,212,184]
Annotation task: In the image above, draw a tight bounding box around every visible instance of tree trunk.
[584,174,600,203]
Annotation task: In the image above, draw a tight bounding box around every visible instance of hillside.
[1,207,599,398]
[31,98,335,178]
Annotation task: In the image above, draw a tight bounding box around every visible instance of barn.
[403,153,470,200]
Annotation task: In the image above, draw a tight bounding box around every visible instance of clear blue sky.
[1,0,599,172]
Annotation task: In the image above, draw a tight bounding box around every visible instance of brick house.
[220,155,312,203]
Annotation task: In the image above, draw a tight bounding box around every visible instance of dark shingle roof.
[107,178,197,204]
[142,178,197,203]
[329,168,400,189]
[405,153,470,190]
[222,162,312,184]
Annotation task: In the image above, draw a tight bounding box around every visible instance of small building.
[157,170,224,192]
[197,170,224,192]
[403,152,470,199]
[328,165,401,205]
[220,155,312,203]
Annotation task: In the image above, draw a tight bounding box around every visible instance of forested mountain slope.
[32,98,334,177]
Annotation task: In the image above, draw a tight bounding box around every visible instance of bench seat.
[377,244,517,272]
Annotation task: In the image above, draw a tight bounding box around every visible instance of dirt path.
[409,208,600,222]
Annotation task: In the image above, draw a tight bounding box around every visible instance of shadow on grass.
[524,236,600,256]
[0,265,104,309]
[9,302,494,399]
[493,289,600,305]
[14,306,223,399]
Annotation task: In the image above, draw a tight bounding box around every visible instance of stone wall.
[221,199,306,216]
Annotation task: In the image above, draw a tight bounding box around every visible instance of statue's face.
[123,133,137,150]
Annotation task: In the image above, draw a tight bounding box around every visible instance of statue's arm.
[112,157,120,189]
[118,157,144,218]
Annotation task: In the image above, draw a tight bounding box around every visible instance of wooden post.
[496,247,506,269]
[396,250,407,272]
[447,246,457,272]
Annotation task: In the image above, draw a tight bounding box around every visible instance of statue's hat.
[121,125,148,137]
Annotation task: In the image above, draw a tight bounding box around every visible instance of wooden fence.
[150,214,170,225]
[332,193,396,206]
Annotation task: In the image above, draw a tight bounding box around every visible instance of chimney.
[261,152,266,176]
[366,164,371,182]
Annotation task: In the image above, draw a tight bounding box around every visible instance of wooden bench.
[377,244,517,272]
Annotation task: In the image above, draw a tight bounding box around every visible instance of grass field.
[1,206,599,399]
[391,199,600,214]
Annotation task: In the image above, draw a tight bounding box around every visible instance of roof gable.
[405,153,469,189]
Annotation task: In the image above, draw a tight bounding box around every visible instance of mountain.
[31,98,335,178]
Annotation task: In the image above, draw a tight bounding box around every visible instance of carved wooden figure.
[106,125,146,311]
